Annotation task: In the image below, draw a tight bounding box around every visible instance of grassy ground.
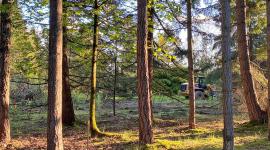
[3,94,270,150]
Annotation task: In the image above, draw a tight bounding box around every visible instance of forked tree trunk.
[236,0,267,123]
[247,4,255,61]
[47,0,64,149]
[89,0,101,137]
[62,2,75,126]
[0,0,12,144]
[137,0,153,144]
[266,0,270,141]
[147,0,154,123]
[248,34,254,61]
[187,0,195,129]
[220,0,234,149]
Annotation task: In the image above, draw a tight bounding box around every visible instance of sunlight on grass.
[120,131,138,142]
[152,136,222,150]
[9,96,270,149]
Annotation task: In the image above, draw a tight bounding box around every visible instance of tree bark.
[89,0,101,137]
[235,0,267,123]
[47,0,64,149]
[137,0,153,144]
[147,0,154,123]
[0,0,12,144]
[267,0,270,141]
[62,1,75,126]
[220,0,234,149]
[187,0,195,129]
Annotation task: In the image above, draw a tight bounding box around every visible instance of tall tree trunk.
[147,0,154,123]
[0,0,12,144]
[187,0,195,129]
[62,1,75,126]
[235,0,267,123]
[267,0,270,141]
[47,0,64,149]
[137,0,153,144]
[220,0,234,149]
[89,0,101,137]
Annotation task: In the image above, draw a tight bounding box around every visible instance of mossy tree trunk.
[0,0,12,144]
[89,0,101,137]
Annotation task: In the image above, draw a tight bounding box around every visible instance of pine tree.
[0,0,13,144]
[235,0,267,123]
[187,0,195,129]
[137,0,153,144]
[62,0,75,126]
[220,0,234,149]
[47,0,64,149]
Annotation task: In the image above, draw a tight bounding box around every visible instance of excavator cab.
[195,76,207,89]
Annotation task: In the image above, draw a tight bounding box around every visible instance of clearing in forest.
[5,96,270,150]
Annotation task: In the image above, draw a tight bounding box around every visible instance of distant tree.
[137,0,153,144]
[220,0,234,149]
[113,55,117,116]
[267,0,270,141]
[246,1,266,62]
[47,0,64,149]
[0,0,13,144]
[235,0,267,123]
[89,0,102,137]
[187,0,195,129]
[62,0,75,126]
[147,0,154,122]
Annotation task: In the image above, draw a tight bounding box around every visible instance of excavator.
[180,76,215,99]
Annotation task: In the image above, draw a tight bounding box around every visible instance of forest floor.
[3,95,270,150]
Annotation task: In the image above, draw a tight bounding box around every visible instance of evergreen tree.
[47,0,64,149]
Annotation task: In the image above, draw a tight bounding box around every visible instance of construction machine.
[180,76,214,99]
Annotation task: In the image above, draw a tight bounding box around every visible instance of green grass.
[7,93,270,149]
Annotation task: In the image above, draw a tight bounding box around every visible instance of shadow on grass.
[234,121,267,133]
[235,138,270,150]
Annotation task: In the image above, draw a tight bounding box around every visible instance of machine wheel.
[195,91,205,99]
